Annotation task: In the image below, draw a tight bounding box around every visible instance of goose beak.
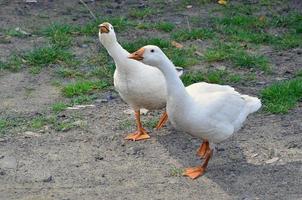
[128,48,145,61]
[99,24,109,33]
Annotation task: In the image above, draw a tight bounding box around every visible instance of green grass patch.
[0,55,23,72]
[52,102,69,113]
[181,69,242,86]
[55,67,84,78]
[42,23,75,48]
[23,46,73,73]
[128,7,156,19]
[5,28,30,38]
[62,80,109,97]
[261,77,302,114]
[172,28,214,41]
[155,22,175,32]
[203,43,269,71]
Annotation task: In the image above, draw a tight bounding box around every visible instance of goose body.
[98,23,179,140]
[129,45,261,179]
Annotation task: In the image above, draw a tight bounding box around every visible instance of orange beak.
[128,48,145,61]
[99,24,109,33]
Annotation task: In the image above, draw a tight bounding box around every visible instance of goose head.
[128,45,167,68]
[98,22,117,46]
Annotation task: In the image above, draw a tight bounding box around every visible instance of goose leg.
[155,111,168,130]
[196,140,209,158]
[183,148,213,179]
[125,110,150,141]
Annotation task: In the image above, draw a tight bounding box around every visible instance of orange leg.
[125,110,150,141]
[196,140,209,158]
[183,147,213,180]
[155,111,168,130]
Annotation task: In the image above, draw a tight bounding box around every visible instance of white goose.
[129,45,261,179]
[98,22,181,141]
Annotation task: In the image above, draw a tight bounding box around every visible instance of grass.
[0,55,23,72]
[169,166,184,177]
[172,28,215,41]
[155,22,175,32]
[261,77,302,114]
[52,102,69,113]
[23,46,73,73]
[5,28,30,38]
[181,69,242,86]
[203,42,270,71]
[42,23,74,48]
[128,8,156,19]
[62,80,109,97]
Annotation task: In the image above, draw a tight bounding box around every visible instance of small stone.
[0,171,5,176]
[251,153,259,158]
[138,3,146,9]
[23,131,41,137]
[217,65,226,71]
[0,156,17,169]
[43,175,53,183]
[25,0,37,3]
[95,156,104,161]
[95,99,108,103]
[186,5,192,9]
[81,44,89,48]
[265,157,279,164]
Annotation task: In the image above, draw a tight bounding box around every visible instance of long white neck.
[157,55,189,101]
[103,41,129,62]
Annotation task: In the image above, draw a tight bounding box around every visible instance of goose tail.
[241,95,262,114]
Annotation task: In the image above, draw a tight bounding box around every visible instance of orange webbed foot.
[183,166,205,179]
[125,128,150,141]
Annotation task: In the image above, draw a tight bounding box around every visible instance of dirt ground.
[0,0,302,200]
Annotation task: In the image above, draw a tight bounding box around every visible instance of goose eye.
[151,49,154,53]
[110,27,113,29]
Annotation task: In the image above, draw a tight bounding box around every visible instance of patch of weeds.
[119,119,134,130]
[203,43,270,71]
[155,22,175,32]
[55,67,84,78]
[128,7,156,19]
[24,46,73,73]
[70,94,98,105]
[0,56,23,72]
[231,51,269,71]
[172,28,214,41]
[143,117,159,129]
[261,77,302,114]
[181,69,242,86]
[270,12,302,30]
[6,28,29,38]
[166,47,199,67]
[270,34,302,50]
[52,102,69,113]
[88,64,115,85]
[62,80,108,98]
[169,166,184,177]
[0,119,8,134]
[42,23,75,48]
[30,116,48,129]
